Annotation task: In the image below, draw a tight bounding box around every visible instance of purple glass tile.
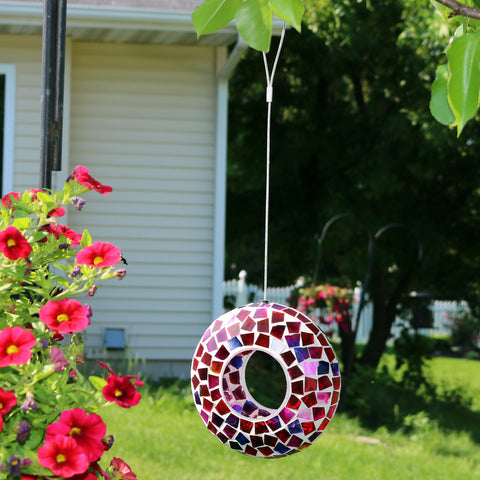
[287,419,303,435]
[216,328,228,343]
[225,413,239,427]
[294,347,310,362]
[194,391,201,405]
[223,425,236,439]
[266,416,281,431]
[279,408,295,424]
[212,413,224,427]
[285,334,300,348]
[242,400,258,416]
[228,337,243,351]
[332,362,340,376]
[253,308,268,319]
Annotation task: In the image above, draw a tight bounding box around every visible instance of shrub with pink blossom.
[0,167,140,479]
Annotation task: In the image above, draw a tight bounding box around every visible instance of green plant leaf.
[80,229,92,248]
[269,0,304,32]
[430,64,456,126]
[236,0,273,52]
[192,0,242,36]
[446,32,480,136]
[36,191,51,204]
[89,376,107,392]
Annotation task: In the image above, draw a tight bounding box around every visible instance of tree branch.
[435,0,480,20]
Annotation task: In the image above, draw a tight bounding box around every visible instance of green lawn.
[99,357,480,480]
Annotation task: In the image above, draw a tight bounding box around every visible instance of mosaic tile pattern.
[191,302,341,458]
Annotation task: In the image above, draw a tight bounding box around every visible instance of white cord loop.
[261,24,286,300]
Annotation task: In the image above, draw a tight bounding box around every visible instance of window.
[0,65,15,196]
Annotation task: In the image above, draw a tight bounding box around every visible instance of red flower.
[28,189,65,217]
[110,457,137,480]
[70,166,112,195]
[1,192,19,208]
[0,226,32,260]
[0,415,3,433]
[46,408,107,462]
[37,435,89,478]
[76,242,121,268]
[0,327,36,366]
[0,387,17,415]
[41,224,82,246]
[39,298,90,334]
[103,375,141,408]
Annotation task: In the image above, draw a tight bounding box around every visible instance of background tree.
[225,0,480,372]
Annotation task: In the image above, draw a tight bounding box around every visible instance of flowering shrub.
[0,166,140,479]
[295,284,353,335]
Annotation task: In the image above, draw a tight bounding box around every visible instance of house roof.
[0,0,237,46]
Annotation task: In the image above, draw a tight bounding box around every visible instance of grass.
[99,357,480,480]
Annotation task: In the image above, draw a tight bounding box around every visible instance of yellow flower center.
[6,344,18,355]
[7,238,16,247]
[0,402,3,409]
[93,256,104,265]
[69,426,82,436]
[10,459,18,466]
[114,389,123,397]
[57,313,69,323]
[56,454,66,464]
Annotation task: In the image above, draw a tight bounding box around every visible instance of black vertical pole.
[40,0,67,190]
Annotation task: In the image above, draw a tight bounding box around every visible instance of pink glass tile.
[236,309,250,321]
[242,316,256,331]
[279,408,295,424]
[208,374,220,389]
[202,328,211,341]
[200,410,209,424]
[227,323,241,338]
[317,392,331,404]
[253,308,268,319]
[216,328,228,343]
[212,319,223,332]
[302,361,318,376]
[206,337,218,353]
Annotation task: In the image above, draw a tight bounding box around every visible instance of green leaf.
[36,191,51,204]
[89,376,107,392]
[430,64,456,126]
[12,217,30,230]
[192,0,242,36]
[236,0,273,52]
[80,229,92,248]
[446,32,480,136]
[269,0,304,32]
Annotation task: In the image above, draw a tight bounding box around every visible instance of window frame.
[0,64,15,196]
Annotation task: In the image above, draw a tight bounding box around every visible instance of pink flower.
[0,226,32,260]
[38,435,89,478]
[41,224,82,246]
[103,375,141,408]
[0,327,36,367]
[76,242,121,268]
[39,298,90,334]
[110,457,137,480]
[0,387,17,415]
[70,166,112,195]
[46,408,107,462]
[49,347,69,371]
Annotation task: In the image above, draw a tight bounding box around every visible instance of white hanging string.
[262,24,286,301]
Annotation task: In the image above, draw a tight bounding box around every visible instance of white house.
[0,0,248,378]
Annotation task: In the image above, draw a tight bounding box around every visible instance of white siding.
[68,42,218,363]
[0,34,42,190]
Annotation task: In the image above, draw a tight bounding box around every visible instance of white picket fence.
[223,271,464,343]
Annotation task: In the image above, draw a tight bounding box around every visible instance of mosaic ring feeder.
[191,302,341,458]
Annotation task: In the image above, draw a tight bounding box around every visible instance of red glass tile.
[308,432,321,442]
[291,380,304,395]
[207,422,217,434]
[301,332,315,346]
[258,446,274,457]
[296,312,311,323]
[244,445,257,456]
[287,322,300,333]
[331,391,339,405]
[191,375,200,390]
[281,350,296,366]
[319,418,330,430]
[275,429,292,443]
[227,323,240,338]
[319,335,330,347]
[270,325,286,339]
[255,421,268,434]
[242,316,256,331]
[258,318,269,332]
[328,404,338,418]
[195,344,204,358]
[302,392,318,408]
[214,345,229,360]
[216,399,229,415]
[240,419,253,433]
[287,395,301,410]
[216,432,229,444]
[304,377,317,392]
[199,385,209,397]
[308,323,320,335]
[211,361,223,374]
[325,347,336,362]
[198,368,208,381]
[202,399,214,412]
[264,435,277,447]
[192,358,199,370]
[229,371,240,385]
[276,429,291,443]
[313,407,325,421]
[241,333,254,345]
[232,386,246,400]
[223,425,236,439]
[302,421,316,435]
[333,376,341,389]
[266,416,281,431]
[272,310,285,323]
[208,374,219,389]
[201,352,212,366]
[251,435,263,447]
[318,376,332,390]
[216,328,228,343]
[210,388,221,401]
[288,365,303,380]
[256,334,270,348]
[284,307,299,317]
[286,436,302,448]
